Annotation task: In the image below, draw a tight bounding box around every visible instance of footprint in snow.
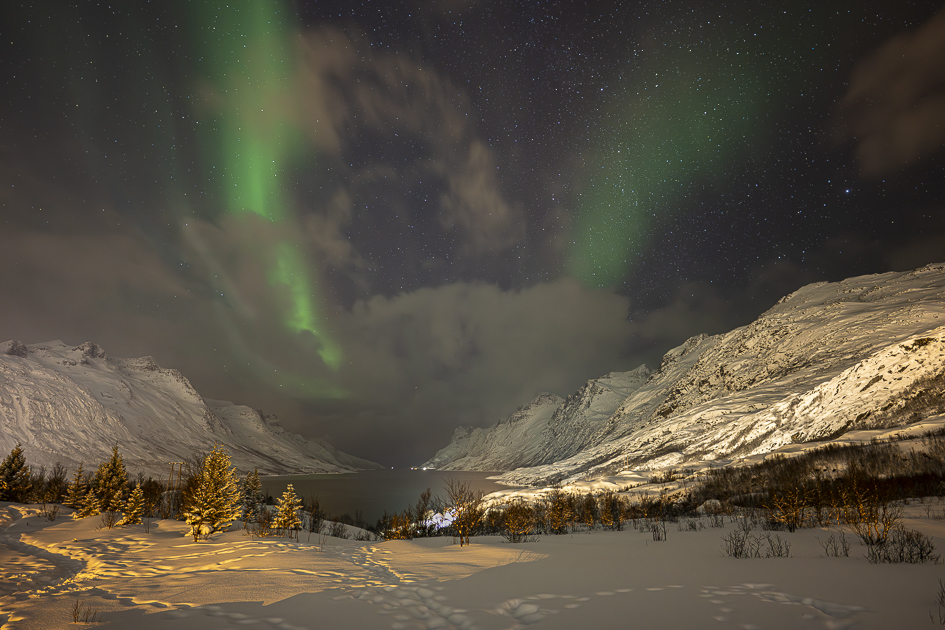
[699,583,865,629]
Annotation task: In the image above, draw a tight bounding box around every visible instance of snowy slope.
[425,262,945,485]
[422,393,565,471]
[422,367,651,471]
[0,340,380,476]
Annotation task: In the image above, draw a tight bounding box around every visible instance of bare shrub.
[763,533,792,558]
[41,502,60,522]
[246,509,273,538]
[845,493,903,546]
[97,510,119,530]
[71,599,99,624]
[678,518,704,532]
[931,579,945,625]
[866,526,939,564]
[833,462,904,546]
[329,520,349,539]
[721,530,757,558]
[737,515,754,534]
[722,531,791,558]
[650,518,667,541]
[818,531,851,557]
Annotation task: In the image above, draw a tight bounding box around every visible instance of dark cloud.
[300,278,639,463]
[0,219,212,363]
[835,8,945,176]
[293,28,524,266]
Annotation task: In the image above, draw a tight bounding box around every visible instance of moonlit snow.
[4,414,945,630]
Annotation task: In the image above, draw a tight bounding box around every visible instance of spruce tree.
[74,486,100,519]
[241,468,264,524]
[65,464,87,510]
[0,443,32,502]
[93,446,127,513]
[273,484,302,536]
[184,445,242,541]
[118,482,144,526]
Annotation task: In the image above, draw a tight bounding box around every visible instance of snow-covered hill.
[0,340,380,476]
[423,262,945,486]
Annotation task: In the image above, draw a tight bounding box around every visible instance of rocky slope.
[424,262,945,486]
[0,340,380,476]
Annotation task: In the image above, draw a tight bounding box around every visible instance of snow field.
[2,498,945,629]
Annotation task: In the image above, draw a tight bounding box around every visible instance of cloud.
[0,218,211,362]
[340,277,636,405]
[835,8,945,176]
[287,278,638,462]
[292,27,525,257]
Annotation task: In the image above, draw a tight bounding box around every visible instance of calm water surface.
[261,469,517,525]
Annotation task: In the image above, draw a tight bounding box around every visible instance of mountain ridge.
[0,339,381,476]
[422,262,945,485]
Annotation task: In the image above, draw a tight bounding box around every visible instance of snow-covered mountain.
[423,262,945,486]
[423,366,651,471]
[0,340,381,476]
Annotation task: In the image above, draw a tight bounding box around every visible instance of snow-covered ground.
[2,494,944,630]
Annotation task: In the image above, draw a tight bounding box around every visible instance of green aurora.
[567,6,829,288]
[189,0,343,372]
[569,53,768,287]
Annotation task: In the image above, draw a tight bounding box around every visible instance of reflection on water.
[260,469,517,524]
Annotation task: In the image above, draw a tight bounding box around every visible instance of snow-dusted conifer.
[184,444,242,541]
[74,486,100,519]
[65,464,86,509]
[273,484,302,535]
[118,482,144,526]
[241,468,264,524]
[0,443,31,502]
[93,446,127,513]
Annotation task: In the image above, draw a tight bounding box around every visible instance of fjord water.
[260,469,515,524]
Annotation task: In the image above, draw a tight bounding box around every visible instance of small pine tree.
[93,446,127,513]
[184,445,242,541]
[118,483,144,526]
[0,443,32,502]
[74,486,100,519]
[241,468,264,524]
[65,464,87,509]
[273,484,302,536]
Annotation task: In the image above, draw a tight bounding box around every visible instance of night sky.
[2,1,944,466]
